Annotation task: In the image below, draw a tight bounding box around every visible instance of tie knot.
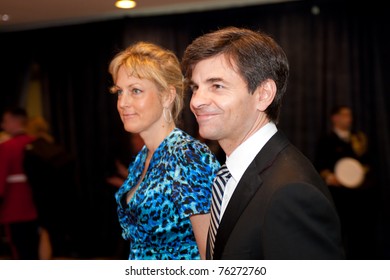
[217,164,231,182]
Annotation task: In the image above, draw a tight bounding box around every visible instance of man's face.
[333,108,353,130]
[1,112,18,134]
[189,54,260,152]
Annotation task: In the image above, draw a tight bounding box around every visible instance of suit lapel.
[212,131,290,259]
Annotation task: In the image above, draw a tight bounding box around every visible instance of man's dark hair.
[182,26,289,123]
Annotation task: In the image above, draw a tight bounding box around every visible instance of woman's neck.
[141,123,175,153]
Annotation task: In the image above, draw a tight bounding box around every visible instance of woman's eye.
[116,89,123,95]
[132,88,142,94]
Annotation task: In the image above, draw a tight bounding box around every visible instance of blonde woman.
[109,42,220,260]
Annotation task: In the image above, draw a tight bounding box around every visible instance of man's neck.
[334,127,350,142]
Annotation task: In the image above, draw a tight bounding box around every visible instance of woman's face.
[115,65,165,135]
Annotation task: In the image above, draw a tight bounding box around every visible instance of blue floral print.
[115,128,220,259]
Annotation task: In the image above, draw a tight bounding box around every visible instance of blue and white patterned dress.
[115,128,220,260]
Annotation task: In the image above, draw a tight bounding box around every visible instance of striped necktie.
[208,163,231,259]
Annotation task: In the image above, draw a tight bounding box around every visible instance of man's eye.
[189,85,198,92]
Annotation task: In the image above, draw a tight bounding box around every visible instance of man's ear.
[254,79,276,111]
[162,86,177,108]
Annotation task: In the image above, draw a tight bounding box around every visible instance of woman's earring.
[163,107,173,123]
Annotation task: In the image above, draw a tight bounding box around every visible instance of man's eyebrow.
[188,77,225,87]
[206,77,224,83]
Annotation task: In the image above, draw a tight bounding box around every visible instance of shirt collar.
[334,127,350,142]
[226,122,277,183]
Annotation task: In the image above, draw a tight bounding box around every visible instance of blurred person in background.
[315,105,370,188]
[315,105,375,259]
[106,133,144,189]
[0,107,39,259]
[24,116,77,259]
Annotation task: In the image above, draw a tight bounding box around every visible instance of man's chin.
[198,128,218,141]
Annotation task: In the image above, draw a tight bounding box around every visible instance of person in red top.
[0,107,39,259]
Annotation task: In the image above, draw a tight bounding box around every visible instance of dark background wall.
[1,0,389,259]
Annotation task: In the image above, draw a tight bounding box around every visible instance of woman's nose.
[118,92,131,108]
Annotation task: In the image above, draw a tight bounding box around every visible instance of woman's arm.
[190,213,210,260]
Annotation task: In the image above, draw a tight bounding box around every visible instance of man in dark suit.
[181,27,345,259]
[314,105,375,259]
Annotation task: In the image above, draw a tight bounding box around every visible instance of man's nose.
[190,87,209,108]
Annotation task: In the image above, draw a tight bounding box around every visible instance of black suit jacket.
[207,131,345,259]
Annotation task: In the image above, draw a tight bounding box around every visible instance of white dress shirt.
[220,122,278,219]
